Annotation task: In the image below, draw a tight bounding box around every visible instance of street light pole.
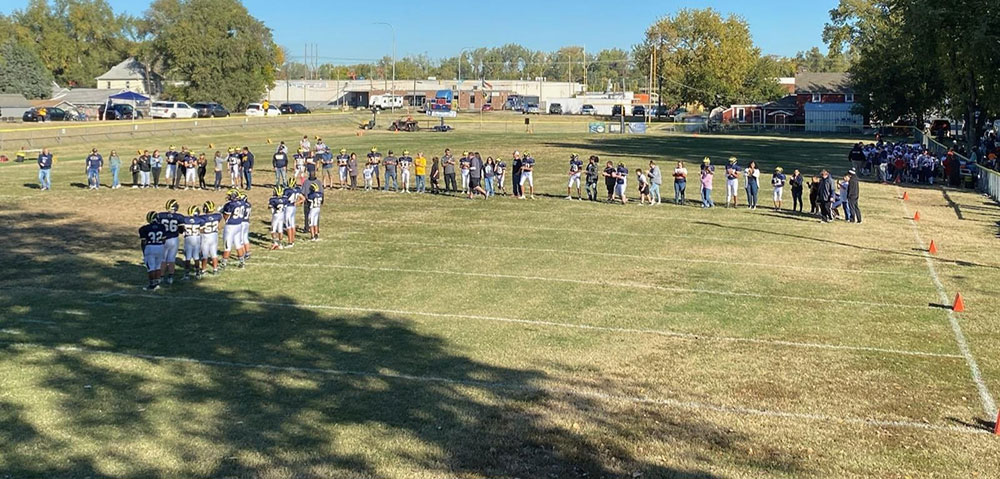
[374,22,396,113]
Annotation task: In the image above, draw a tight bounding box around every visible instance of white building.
[95,58,162,95]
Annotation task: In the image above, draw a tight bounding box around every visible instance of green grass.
[2,121,1000,478]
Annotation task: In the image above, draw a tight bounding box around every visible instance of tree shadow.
[0,210,800,478]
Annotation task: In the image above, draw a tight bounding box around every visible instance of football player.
[306,182,324,241]
[181,205,204,279]
[239,191,252,261]
[156,199,184,284]
[268,185,287,250]
[199,200,222,274]
[139,211,167,290]
[519,152,535,200]
[283,178,304,247]
[221,189,247,268]
[336,148,349,189]
[398,150,413,193]
[566,153,583,200]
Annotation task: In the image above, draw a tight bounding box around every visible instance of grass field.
[2,116,1000,478]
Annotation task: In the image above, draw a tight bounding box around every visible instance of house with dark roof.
[794,73,863,132]
[95,58,162,95]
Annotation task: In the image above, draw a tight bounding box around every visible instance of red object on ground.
[953,293,965,313]
[929,240,938,255]
[902,191,909,200]
[913,211,921,221]
[994,410,1000,435]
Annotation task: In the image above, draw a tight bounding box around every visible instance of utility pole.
[583,45,587,93]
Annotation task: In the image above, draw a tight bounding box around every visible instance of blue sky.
[2,0,838,63]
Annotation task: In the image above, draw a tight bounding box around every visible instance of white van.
[245,103,281,117]
[151,101,198,119]
[369,94,404,110]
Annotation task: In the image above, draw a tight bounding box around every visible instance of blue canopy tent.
[104,90,150,121]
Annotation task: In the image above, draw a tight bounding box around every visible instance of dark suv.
[279,103,311,114]
[23,107,70,122]
[548,103,563,115]
[192,102,230,118]
[98,103,142,120]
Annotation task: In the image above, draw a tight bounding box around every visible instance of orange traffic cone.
[928,240,938,255]
[208,143,214,149]
[902,191,909,201]
[913,211,921,221]
[994,410,1000,435]
[952,293,965,313]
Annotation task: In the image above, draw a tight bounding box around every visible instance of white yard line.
[250,261,929,310]
[4,285,958,359]
[897,189,997,419]
[2,341,985,435]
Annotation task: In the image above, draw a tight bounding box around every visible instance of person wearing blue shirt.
[199,200,222,274]
[771,167,787,210]
[283,179,303,247]
[268,186,287,249]
[181,205,205,279]
[614,162,629,204]
[155,199,185,284]
[240,193,252,260]
[272,148,288,187]
[85,148,103,190]
[37,148,53,191]
[518,153,535,200]
[306,183,324,241]
[241,147,254,190]
[139,211,167,290]
[221,190,247,268]
[566,154,583,200]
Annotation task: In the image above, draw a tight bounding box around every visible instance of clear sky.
[2,0,838,63]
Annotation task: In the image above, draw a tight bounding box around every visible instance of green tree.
[633,8,782,106]
[0,41,54,99]
[145,0,279,110]
[793,47,852,73]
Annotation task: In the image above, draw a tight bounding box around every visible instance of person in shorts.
[519,152,535,199]
[336,148,350,189]
[725,157,740,208]
[771,167,786,210]
[566,153,583,200]
[181,205,204,279]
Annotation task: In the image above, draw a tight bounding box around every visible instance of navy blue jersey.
[569,158,583,173]
[337,154,349,166]
[284,185,301,205]
[85,154,103,170]
[398,156,413,169]
[200,212,222,234]
[272,152,288,169]
[139,222,167,246]
[522,157,535,171]
[241,199,252,223]
[182,215,205,236]
[222,200,245,226]
[268,196,287,214]
[307,191,324,209]
[37,153,53,169]
[155,212,185,239]
[616,166,628,184]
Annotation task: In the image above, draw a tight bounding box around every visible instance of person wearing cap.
[459,151,471,194]
[383,150,398,191]
[846,169,861,223]
[273,146,289,187]
[724,157,740,208]
[700,157,715,208]
[566,153,584,200]
[37,148,53,191]
[771,167,786,210]
[414,152,427,193]
[398,150,413,193]
[336,148,349,189]
[442,148,457,193]
[743,160,760,210]
[85,148,103,190]
[367,147,382,190]
[510,151,523,198]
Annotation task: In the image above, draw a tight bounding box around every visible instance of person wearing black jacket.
[511,151,523,198]
[789,169,804,212]
[847,169,861,224]
[848,143,866,175]
[241,147,255,190]
[818,169,836,223]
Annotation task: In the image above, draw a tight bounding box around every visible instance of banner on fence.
[588,122,606,134]
[627,122,647,134]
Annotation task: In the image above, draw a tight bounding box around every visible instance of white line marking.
[323,236,917,276]
[898,189,997,419]
[2,341,984,435]
[251,261,929,310]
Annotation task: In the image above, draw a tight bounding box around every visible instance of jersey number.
[160,218,178,233]
[147,231,164,243]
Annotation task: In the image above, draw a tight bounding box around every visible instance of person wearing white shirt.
[743,161,760,210]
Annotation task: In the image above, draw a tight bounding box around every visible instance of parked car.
[192,102,230,118]
[632,105,646,116]
[151,101,198,119]
[524,103,541,114]
[481,104,493,111]
[98,103,142,120]
[22,107,70,122]
[245,103,281,117]
[580,104,596,115]
[548,103,563,115]
[279,103,311,114]
[611,104,625,116]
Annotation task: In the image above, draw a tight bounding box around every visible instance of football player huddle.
[138,191,249,290]
[267,178,323,250]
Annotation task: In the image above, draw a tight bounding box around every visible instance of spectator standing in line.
[183,151,197,190]
[197,153,208,189]
[789,169,804,213]
[483,157,495,197]
[383,150,398,191]
[636,168,651,205]
[336,148,349,189]
[807,175,821,214]
[602,160,616,202]
[37,148,53,191]
[367,147,382,190]
[459,151,472,194]
[85,148,103,190]
[109,150,121,189]
[442,148,457,193]
[273,147,288,187]
[700,157,715,208]
[585,156,599,201]
[672,161,687,205]
[511,151,523,198]
[430,156,441,194]
[744,160,760,210]
[348,153,359,189]
[165,146,178,189]
[818,169,836,223]
[241,147,254,190]
[138,152,151,188]
[771,167,786,210]
[150,150,162,188]
[414,152,427,193]
[725,157,740,208]
[648,160,662,205]
[847,169,861,224]
[468,152,487,199]
[495,158,507,196]
[130,157,140,187]
[213,151,224,190]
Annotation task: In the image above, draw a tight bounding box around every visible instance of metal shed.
[804,102,863,133]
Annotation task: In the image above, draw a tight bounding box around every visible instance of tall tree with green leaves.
[633,8,784,107]
[145,0,279,110]
[0,41,54,99]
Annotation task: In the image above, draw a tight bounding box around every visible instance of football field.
[2,116,1000,478]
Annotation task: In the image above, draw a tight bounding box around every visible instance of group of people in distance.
[138,191,254,291]
[850,140,972,187]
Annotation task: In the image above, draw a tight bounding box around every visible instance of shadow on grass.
[0,211,803,477]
